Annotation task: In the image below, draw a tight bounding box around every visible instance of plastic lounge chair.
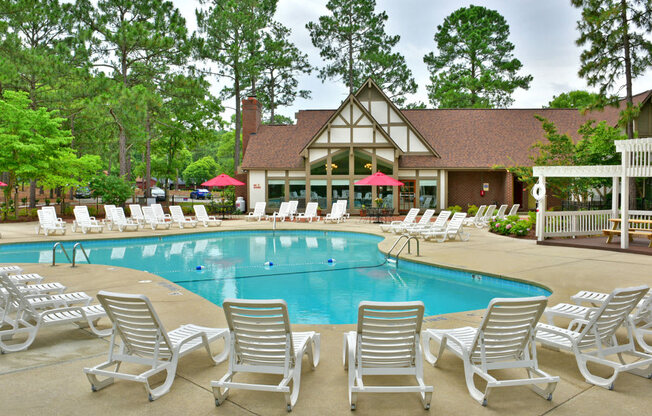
[295,202,320,222]
[142,206,171,230]
[72,206,104,234]
[479,204,496,227]
[84,291,229,401]
[151,203,172,223]
[0,279,67,312]
[410,210,452,235]
[128,204,146,226]
[337,199,350,221]
[246,202,266,221]
[36,209,66,236]
[463,205,487,227]
[535,286,652,389]
[423,297,558,406]
[507,204,520,217]
[421,212,469,242]
[0,265,23,275]
[401,209,436,235]
[344,301,433,410]
[324,203,343,223]
[288,200,299,220]
[110,207,139,232]
[546,290,652,354]
[492,204,508,221]
[103,204,116,229]
[212,299,320,411]
[0,274,108,353]
[267,201,290,222]
[379,208,419,233]
[193,204,222,227]
[169,205,198,228]
[36,206,66,235]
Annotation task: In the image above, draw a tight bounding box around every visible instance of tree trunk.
[234,72,241,171]
[29,180,36,208]
[620,0,637,207]
[270,75,275,123]
[145,110,152,198]
[348,33,353,94]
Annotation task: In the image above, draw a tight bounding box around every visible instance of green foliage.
[546,90,602,109]
[183,156,219,186]
[489,215,534,237]
[306,0,417,105]
[423,5,532,108]
[89,174,134,206]
[446,205,463,214]
[467,204,478,216]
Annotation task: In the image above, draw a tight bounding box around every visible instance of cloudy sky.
[175,0,652,120]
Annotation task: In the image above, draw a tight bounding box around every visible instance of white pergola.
[532,137,652,249]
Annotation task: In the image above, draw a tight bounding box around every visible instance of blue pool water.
[0,231,549,324]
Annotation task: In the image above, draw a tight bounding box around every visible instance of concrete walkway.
[0,219,651,416]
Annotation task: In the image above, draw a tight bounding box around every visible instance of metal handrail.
[52,242,71,266]
[386,235,420,266]
[386,235,410,259]
[72,242,91,267]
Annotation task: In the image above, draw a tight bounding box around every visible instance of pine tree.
[306,0,417,105]
[423,5,532,108]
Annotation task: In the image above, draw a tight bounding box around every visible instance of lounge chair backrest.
[252,202,266,215]
[129,204,144,220]
[194,204,209,220]
[337,199,348,212]
[288,200,299,216]
[277,202,290,216]
[169,205,185,221]
[74,206,92,224]
[576,286,649,349]
[222,299,294,366]
[303,202,317,217]
[111,207,128,223]
[142,206,157,222]
[469,297,547,365]
[422,196,432,208]
[482,205,497,221]
[633,293,652,322]
[473,205,487,220]
[447,212,467,231]
[507,204,520,217]
[37,209,54,226]
[432,210,451,228]
[356,301,424,368]
[0,273,38,319]
[494,205,508,219]
[403,208,420,224]
[416,209,435,225]
[42,206,59,222]
[104,205,116,221]
[96,291,174,361]
[329,202,342,218]
[151,204,166,220]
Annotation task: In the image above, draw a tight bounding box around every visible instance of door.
[399,180,416,212]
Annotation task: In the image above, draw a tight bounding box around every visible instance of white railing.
[626,210,652,230]
[543,210,613,238]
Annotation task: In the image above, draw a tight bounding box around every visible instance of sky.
[175,0,652,120]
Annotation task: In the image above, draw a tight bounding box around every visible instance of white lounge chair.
[0,279,67,312]
[295,202,320,222]
[492,204,508,221]
[212,299,320,411]
[267,201,291,221]
[128,204,145,226]
[536,286,652,389]
[72,206,104,234]
[0,274,108,353]
[110,207,139,232]
[84,291,229,401]
[142,206,171,230]
[463,205,486,227]
[288,200,299,220]
[336,199,350,221]
[479,204,496,227]
[324,203,343,223]
[547,290,652,354]
[103,204,116,229]
[401,209,436,235]
[344,301,433,410]
[507,204,520,217]
[0,265,23,275]
[409,210,451,236]
[246,202,266,221]
[36,209,66,236]
[151,203,172,223]
[193,204,222,227]
[421,212,469,242]
[380,207,419,233]
[169,205,198,228]
[423,297,559,406]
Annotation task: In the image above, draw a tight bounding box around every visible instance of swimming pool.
[0,231,549,324]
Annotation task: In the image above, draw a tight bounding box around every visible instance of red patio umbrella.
[0,181,7,187]
[354,172,404,186]
[202,174,245,187]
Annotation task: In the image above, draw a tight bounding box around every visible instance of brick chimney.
[242,95,261,158]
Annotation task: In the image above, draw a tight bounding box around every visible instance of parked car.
[150,186,166,201]
[74,186,91,199]
[190,188,212,200]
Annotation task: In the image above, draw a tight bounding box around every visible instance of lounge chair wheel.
[608,383,614,391]
[148,393,153,402]
[91,385,97,392]
[547,394,552,401]
[425,404,430,410]
[482,398,487,407]
[287,404,292,412]
[215,398,221,406]
[350,404,355,411]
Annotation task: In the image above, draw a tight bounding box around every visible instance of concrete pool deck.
[0,219,651,415]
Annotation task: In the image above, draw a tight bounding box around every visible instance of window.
[377,185,393,207]
[353,150,373,175]
[377,157,393,175]
[354,185,371,208]
[331,151,349,175]
[332,179,349,203]
[419,179,437,209]
[310,159,327,175]
[267,180,285,209]
[310,179,327,209]
[289,180,306,209]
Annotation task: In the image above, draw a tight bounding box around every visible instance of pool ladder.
[52,242,91,267]
[386,234,420,267]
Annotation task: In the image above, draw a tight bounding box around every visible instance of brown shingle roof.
[240,90,650,170]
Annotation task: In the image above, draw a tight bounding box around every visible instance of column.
[504,171,514,206]
[536,177,546,242]
[438,169,447,211]
[611,176,619,218]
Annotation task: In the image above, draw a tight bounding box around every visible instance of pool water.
[0,231,549,324]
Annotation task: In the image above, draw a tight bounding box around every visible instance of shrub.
[44,198,51,206]
[467,204,479,216]
[489,214,535,237]
[63,205,74,216]
[446,205,463,214]
[181,205,193,215]
[87,206,98,217]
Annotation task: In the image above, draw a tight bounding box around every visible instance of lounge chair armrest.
[174,330,208,352]
[40,305,85,318]
[389,221,403,226]
[536,323,577,341]
[567,317,590,332]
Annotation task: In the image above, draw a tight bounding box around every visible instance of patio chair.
[379,207,419,233]
[0,272,43,286]
[408,210,451,236]
[267,201,291,222]
[110,207,139,232]
[463,205,487,228]
[0,273,108,353]
[546,290,652,354]
[400,209,435,235]
[0,265,23,275]
[84,291,229,401]
[246,202,266,221]
[421,212,469,242]
[36,209,66,236]
[337,199,350,221]
[151,203,172,223]
[103,204,116,230]
[128,204,146,226]
[72,206,104,234]
[295,202,320,222]
[507,204,520,217]
[479,204,496,227]
[193,204,222,227]
[1,279,66,311]
[169,205,198,229]
[344,301,433,410]
[288,200,299,220]
[492,204,508,221]
[142,206,171,230]
[423,297,558,406]
[535,286,652,389]
[324,202,344,223]
[212,299,320,411]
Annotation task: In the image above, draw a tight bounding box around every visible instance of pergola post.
[621,151,629,249]
[611,176,619,218]
[536,176,546,242]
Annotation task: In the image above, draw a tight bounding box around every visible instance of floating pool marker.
[196,265,205,270]
[327,258,335,263]
[264,261,274,267]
